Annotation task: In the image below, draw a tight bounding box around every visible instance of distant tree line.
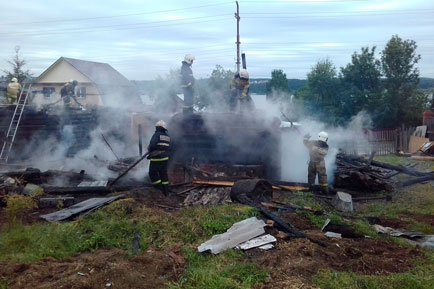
[266,35,430,128]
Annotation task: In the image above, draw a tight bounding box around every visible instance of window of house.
[77,86,86,98]
[42,87,55,98]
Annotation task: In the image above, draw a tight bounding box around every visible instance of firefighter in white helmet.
[6,77,22,105]
[147,120,171,196]
[180,54,195,114]
[230,69,254,112]
[303,131,329,193]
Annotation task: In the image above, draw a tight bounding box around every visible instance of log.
[402,175,434,187]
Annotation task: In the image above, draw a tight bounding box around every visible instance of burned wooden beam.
[402,175,434,187]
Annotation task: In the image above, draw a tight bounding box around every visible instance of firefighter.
[180,54,195,114]
[303,131,329,193]
[147,120,171,196]
[60,80,82,109]
[6,77,21,105]
[230,69,254,112]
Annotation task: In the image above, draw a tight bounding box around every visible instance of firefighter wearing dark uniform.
[148,120,170,195]
[230,69,254,112]
[60,80,82,109]
[304,131,329,193]
[180,54,195,114]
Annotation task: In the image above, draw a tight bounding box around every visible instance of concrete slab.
[332,192,353,212]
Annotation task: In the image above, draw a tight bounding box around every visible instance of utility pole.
[235,1,240,73]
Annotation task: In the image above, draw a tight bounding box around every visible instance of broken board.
[409,136,429,153]
[40,195,122,222]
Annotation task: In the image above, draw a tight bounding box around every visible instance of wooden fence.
[339,129,398,156]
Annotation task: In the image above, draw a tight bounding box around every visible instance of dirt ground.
[251,231,422,289]
[0,248,184,289]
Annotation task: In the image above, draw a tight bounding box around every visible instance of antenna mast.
[235,1,240,73]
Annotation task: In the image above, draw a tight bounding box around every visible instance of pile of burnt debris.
[1,153,434,251]
[334,152,434,193]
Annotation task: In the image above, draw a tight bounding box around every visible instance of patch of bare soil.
[280,212,316,230]
[126,187,185,209]
[251,235,422,289]
[366,216,411,228]
[406,213,434,227]
[0,248,184,289]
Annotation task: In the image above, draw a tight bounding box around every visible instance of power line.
[243,10,434,19]
[1,1,234,26]
[0,17,232,37]
[243,8,434,15]
[0,14,230,36]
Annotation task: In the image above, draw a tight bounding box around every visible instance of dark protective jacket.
[304,140,328,163]
[180,61,194,88]
[148,126,170,160]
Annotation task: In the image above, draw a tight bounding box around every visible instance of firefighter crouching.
[147,120,171,196]
[303,131,329,193]
[60,80,82,109]
[6,77,21,105]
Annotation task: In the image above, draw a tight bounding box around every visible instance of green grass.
[314,249,434,289]
[168,248,268,289]
[0,199,258,263]
[0,278,9,289]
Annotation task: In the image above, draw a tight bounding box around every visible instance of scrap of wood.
[193,179,234,186]
[275,184,309,191]
[408,136,429,153]
[411,155,434,161]
[177,185,202,195]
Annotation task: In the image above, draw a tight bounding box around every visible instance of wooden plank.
[193,179,235,186]
[408,136,429,153]
[275,184,309,191]
[411,156,434,161]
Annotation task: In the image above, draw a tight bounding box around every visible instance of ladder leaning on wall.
[0,84,32,163]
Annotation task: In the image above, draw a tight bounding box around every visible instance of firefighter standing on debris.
[304,131,329,193]
[6,77,21,105]
[230,69,254,112]
[180,54,195,114]
[147,120,171,196]
[60,80,83,109]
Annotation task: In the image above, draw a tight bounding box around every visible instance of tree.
[196,65,234,110]
[299,58,343,124]
[380,35,424,126]
[3,46,32,83]
[339,46,383,119]
[266,69,289,101]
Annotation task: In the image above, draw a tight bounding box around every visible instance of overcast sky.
[1,0,433,80]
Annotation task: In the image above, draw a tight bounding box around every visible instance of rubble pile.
[334,153,395,193]
[183,186,231,206]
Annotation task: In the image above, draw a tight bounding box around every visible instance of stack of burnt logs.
[334,152,434,193]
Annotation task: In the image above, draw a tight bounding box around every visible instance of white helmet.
[155,120,167,130]
[184,54,195,65]
[318,131,328,142]
[239,69,249,79]
[11,77,17,82]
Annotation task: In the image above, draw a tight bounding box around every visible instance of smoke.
[281,110,372,185]
[247,89,372,185]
